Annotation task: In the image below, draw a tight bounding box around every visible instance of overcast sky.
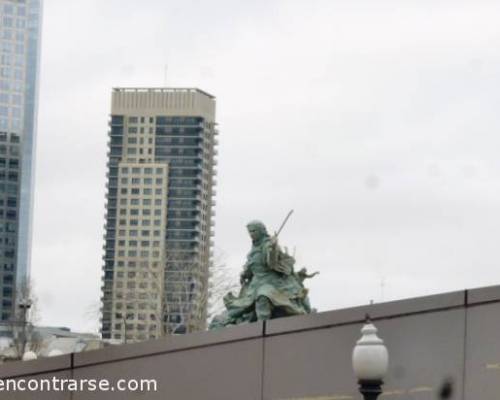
[31,0,500,333]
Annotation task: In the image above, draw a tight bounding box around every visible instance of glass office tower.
[0,0,42,325]
[100,88,217,342]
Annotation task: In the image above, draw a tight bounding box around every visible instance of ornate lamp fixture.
[352,316,389,400]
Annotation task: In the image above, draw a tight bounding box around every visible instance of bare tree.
[102,253,180,343]
[204,251,239,322]
[83,302,102,336]
[96,249,238,343]
[161,251,205,335]
[8,279,40,359]
[129,250,237,339]
[140,248,239,337]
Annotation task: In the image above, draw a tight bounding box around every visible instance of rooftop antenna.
[380,277,385,302]
[163,64,168,86]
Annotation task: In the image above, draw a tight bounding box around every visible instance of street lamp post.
[18,298,32,357]
[352,316,389,400]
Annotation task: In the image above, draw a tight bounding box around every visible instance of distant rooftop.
[112,87,215,99]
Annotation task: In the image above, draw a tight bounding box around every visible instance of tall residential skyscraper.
[0,0,42,324]
[100,88,218,342]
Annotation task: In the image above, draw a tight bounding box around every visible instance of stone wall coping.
[73,321,264,367]
[0,354,71,379]
[1,284,500,376]
[467,284,500,305]
[265,289,467,335]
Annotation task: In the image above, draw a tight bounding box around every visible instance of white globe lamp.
[352,316,388,400]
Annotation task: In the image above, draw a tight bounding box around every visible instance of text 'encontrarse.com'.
[0,377,158,392]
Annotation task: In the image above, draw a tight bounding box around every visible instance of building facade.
[100,88,218,342]
[0,0,42,325]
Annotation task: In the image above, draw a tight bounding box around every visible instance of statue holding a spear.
[209,211,318,329]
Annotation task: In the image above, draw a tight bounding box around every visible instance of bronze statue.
[209,217,317,329]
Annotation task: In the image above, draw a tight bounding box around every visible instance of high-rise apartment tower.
[101,88,218,342]
[0,0,42,326]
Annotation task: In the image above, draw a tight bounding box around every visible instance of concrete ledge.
[0,288,487,380]
[1,285,500,399]
[74,321,263,367]
[265,290,466,335]
[467,284,500,305]
[0,354,71,379]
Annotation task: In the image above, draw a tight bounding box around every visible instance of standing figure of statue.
[209,220,317,329]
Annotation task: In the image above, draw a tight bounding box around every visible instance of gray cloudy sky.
[32,0,500,332]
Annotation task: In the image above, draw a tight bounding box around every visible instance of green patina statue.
[209,219,318,329]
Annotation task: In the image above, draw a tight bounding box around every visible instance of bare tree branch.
[7,279,39,359]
